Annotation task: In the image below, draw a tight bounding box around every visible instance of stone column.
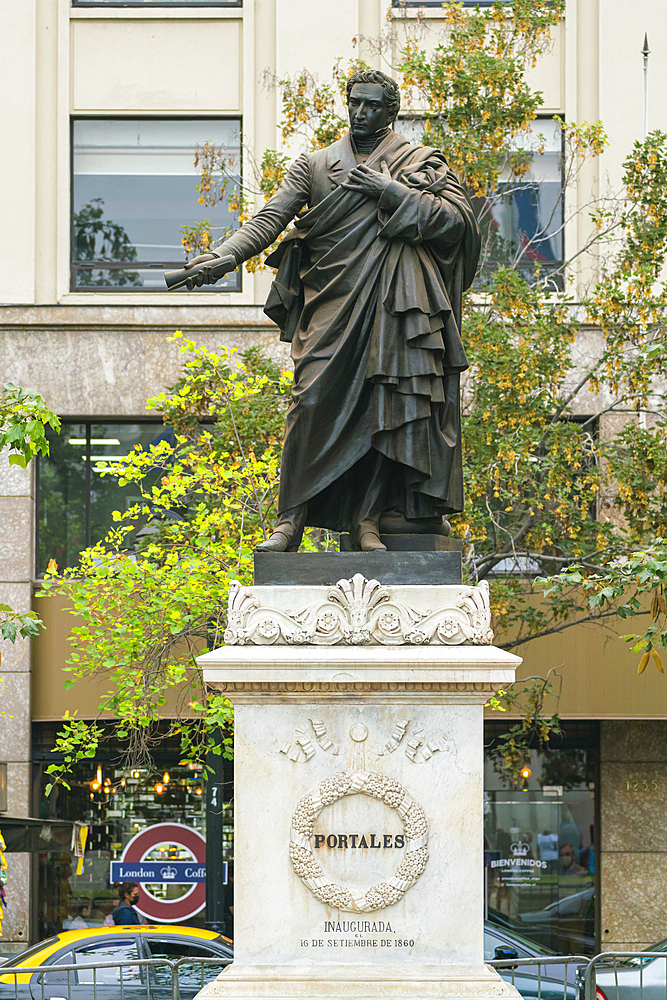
[600,720,667,951]
[0,457,34,954]
[196,575,521,1000]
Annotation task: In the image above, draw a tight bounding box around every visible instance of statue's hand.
[185,252,218,268]
[342,160,392,199]
[183,252,235,290]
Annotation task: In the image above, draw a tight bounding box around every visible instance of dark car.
[517,887,596,954]
[486,921,582,1000]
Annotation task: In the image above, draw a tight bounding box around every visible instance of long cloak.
[221,130,481,532]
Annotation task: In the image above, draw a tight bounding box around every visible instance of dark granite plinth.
[339,533,462,552]
[254,550,462,586]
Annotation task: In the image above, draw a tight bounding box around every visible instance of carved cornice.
[212,681,505,692]
[208,681,506,706]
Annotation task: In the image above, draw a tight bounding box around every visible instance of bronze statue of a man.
[184,70,480,552]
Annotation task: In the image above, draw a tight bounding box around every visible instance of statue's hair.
[346,70,401,122]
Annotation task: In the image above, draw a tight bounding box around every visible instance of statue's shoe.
[255,505,307,553]
[357,520,387,552]
[255,528,298,552]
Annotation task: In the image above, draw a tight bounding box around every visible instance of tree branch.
[498,607,650,651]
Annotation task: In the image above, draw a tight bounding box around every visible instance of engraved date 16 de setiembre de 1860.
[300,922,415,949]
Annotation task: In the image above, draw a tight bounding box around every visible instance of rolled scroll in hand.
[164,254,237,291]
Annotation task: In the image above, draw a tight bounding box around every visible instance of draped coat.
[220,130,481,532]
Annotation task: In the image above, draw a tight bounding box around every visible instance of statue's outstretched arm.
[167,154,311,290]
[216,153,311,265]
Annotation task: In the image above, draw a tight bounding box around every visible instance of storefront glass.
[484,723,597,955]
[33,724,233,940]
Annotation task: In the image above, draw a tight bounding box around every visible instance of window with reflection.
[474,118,564,288]
[71,940,143,985]
[71,119,241,291]
[397,116,564,288]
[484,722,598,955]
[36,420,174,574]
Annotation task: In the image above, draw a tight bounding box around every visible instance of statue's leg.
[255,504,308,553]
[351,450,400,552]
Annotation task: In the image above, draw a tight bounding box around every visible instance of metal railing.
[583,952,667,1000]
[5,950,667,1000]
[490,951,667,1000]
[0,954,230,1000]
[489,955,590,999]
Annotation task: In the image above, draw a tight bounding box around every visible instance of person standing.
[111,881,141,925]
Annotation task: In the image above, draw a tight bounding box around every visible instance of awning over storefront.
[0,816,77,853]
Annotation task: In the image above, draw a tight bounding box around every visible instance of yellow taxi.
[0,923,232,998]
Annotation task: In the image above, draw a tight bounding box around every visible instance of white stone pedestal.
[195,578,522,1000]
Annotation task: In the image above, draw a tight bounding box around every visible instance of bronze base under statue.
[379,513,451,536]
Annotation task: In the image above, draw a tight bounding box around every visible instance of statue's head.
[346,70,400,137]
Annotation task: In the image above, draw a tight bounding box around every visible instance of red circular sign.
[121,823,206,923]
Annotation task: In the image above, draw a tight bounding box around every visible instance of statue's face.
[347,83,392,137]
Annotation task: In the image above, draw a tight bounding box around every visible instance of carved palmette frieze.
[224,575,493,647]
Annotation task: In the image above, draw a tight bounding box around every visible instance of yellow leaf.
[651,591,660,619]
[652,650,664,673]
[659,594,667,615]
[637,651,650,675]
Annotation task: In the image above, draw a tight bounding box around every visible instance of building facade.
[1,0,667,957]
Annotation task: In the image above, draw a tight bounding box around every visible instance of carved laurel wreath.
[289,770,429,912]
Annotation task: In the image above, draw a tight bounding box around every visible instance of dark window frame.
[35,417,166,576]
[31,720,234,942]
[70,115,243,293]
[73,1,242,7]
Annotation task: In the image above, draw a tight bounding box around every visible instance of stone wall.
[0,305,289,416]
[600,721,667,951]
